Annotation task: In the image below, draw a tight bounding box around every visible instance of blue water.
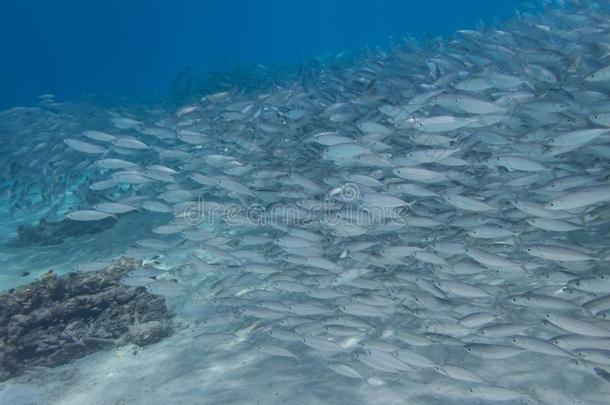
[0,0,525,110]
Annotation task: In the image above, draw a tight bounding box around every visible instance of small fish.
[64,138,107,154]
[464,343,524,359]
[326,361,365,379]
[256,345,300,361]
[302,336,345,354]
[67,210,116,221]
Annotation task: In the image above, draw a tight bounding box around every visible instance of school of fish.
[3,1,610,403]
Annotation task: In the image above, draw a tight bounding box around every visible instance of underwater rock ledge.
[12,216,118,247]
[0,257,173,382]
